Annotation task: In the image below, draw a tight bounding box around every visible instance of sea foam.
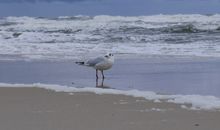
[1,14,220,61]
[0,83,220,110]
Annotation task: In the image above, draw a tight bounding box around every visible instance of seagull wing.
[86,57,106,67]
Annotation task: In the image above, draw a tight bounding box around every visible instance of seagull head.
[104,53,114,59]
[104,53,114,63]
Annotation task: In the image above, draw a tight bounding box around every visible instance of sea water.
[1,14,220,110]
[0,14,220,60]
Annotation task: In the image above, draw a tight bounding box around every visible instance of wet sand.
[0,87,219,130]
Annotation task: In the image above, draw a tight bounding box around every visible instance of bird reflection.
[96,78,110,89]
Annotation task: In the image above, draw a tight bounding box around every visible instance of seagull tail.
[75,61,85,65]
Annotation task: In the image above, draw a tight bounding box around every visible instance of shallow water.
[0,56,219,97]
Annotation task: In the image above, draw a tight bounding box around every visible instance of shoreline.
[0,55,220,129]
[0,56,220,96]
[0,87,219,130]
[0,83,220,110]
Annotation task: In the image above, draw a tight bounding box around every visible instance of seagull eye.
[105,55,108,58]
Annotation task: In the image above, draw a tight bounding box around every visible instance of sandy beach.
[0,87,219,130]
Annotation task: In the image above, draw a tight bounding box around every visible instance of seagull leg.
[96,69,98,79]
[96,78,98,87]
[101,70,105,79]
[101,78,104,86]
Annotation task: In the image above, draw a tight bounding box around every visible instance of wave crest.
[1,14,220,60]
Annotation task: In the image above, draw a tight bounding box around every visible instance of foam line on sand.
[0,83,220,110]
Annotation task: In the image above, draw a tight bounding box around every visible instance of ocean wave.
[0,21,18,27]
[0,83,220,110]
[1,14,220,60]
[44,29,82,34]
[2,14,220,34]
[56,15,93,21]
[163,24,200,33]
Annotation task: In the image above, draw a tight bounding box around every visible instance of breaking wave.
[1,14,220,60]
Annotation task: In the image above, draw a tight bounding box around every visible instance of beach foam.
[0,83,220,110]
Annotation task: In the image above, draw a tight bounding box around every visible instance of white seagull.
[76,53,114,79]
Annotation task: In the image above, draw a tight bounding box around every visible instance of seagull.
[76,53,114,79]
